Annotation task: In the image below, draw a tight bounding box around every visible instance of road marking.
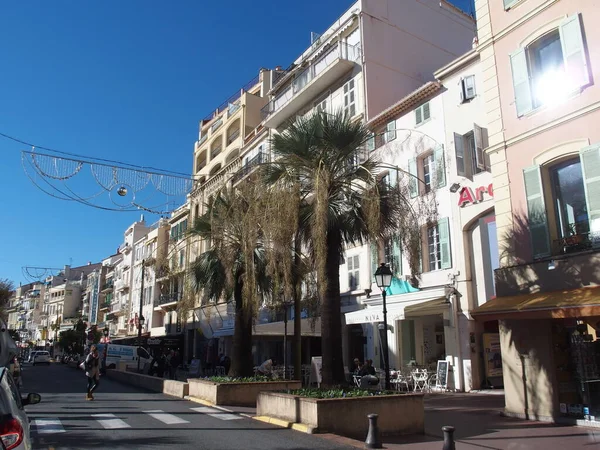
[191,406,220,414]
[92,413,131,429]
[144,410,189,425]
[34,419,65,434]
[208,413,242,421]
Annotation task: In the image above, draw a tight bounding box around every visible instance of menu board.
[436,360,448,389]
[483,333,503,378]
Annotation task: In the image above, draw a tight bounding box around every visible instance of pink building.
[472,0,600,423]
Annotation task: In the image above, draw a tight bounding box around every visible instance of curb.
[183,396,235,414]
[252,415,314,434]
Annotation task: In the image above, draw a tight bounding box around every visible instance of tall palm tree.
[266,111,408,386]
[188,184,269,377]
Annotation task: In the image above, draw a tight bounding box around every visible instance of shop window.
[510,14,590,117]
[425,218,452,271]
[408,146,446,198]
[454,124,490,179]
[523,144,600,258]
[415,102,430,126]
[347,254,360,290]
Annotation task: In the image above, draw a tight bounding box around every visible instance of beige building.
[472,0,600,423]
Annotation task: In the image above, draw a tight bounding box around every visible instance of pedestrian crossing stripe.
[92,413,131,429]
[143,410,190,424]
[34,419,65,434]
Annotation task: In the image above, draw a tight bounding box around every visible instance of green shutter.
[386,120,396,142]
[423,102,431,121]
[415,107,422,125]
[523,166,551,258]
[580,144,600,248]
[559,14,590,89]
[438,217,452,269]
[435,145,446,188]
[370,242,378,282]
[408,158,418,198]
[454,132,466,178]
[392,237,402,276]
[510,48,533,117]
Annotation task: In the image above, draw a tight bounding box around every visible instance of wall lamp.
[449,183,462,193]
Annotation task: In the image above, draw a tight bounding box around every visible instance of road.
[21,362,354,450]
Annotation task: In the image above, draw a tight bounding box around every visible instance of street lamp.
[137,315,145,373]
[374,263,393,391]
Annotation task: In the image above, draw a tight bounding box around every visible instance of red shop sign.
[458,183,493,207]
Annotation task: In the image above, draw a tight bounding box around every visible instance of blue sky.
[0,0,473,287]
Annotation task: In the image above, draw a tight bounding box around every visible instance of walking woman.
[85,345,100,400]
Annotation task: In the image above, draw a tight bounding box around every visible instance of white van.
[96,344,151,369]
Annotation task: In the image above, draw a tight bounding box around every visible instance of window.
[503,0,519,10]
[343,79,356,117]
[523,144,600,258]
[454,124,490,179]
[426,218,451,271]
[384,237,402,276]
[179,249,185,268]
[384,120,396,143]
[314,92,329,114]
[510,14,589,116]
[460,75,476,102]
[408,146,446,198]
[415,102,431,126]
[347,255,360,290]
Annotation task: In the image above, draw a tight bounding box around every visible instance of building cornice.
[434,49,479,80]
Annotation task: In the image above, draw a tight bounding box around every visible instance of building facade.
[472,0,600,422]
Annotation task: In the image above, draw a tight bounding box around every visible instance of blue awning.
[386,278,419,296]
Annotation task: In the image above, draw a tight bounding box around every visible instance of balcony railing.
[154,292,182,307]
[227,129,240,146]
[211,145,222,158]
[197,134,208,146]
[202,74,260,122]
[210,118,223,133]
[101,280,114,292]
[261,42,361,120]
[552,220,593,255]
[232,152,270,184]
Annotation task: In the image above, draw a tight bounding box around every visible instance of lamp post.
[102,327,109,373]
[374,263,393,391]
[281,300,293,380]
[137,315,145,373]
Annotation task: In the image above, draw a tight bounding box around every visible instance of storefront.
[473,286,600,422]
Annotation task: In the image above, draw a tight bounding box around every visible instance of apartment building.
[470,0,600,422]
[6,282,43,344]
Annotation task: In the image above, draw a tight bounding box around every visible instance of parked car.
[31,352,50,366]
[0,367,41,450]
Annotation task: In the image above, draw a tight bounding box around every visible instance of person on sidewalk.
[85,345,101,401]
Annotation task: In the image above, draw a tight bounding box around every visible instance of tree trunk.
[229,275,254,377]
[293,233,302,381]
[320,231,346,386]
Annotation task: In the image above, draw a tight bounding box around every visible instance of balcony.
[261,42,360,129]
[232,152,270,185]
[154,292,182,309]
[227,128,240,146]
[210,118,223,134]
[114,279,130,292]
[101,280,114,293]
[99,300,112,312]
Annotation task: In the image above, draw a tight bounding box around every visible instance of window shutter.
[408,158,418,198]
[459,79,465,103]
[370,242,378,282]
[454,132,467,178]
[559,14,590,90]
[434,145,446,188]
[392,237,402,276]
[415,107,422,125]
[464,75,476,99]
[386,120,396,142]
[510,48,533,117]
[438,217,452,269]
[580,144,600,248]
[523,166,551,258]
[423,102,431,121]
[474,124,486,170]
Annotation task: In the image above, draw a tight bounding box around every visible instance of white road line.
[34,418,65,434]
[208,413,242,421]
[144,410,189,425]
[92,413,131,429]
[191,406,220,414]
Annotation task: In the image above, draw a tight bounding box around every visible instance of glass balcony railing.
[261,42,361,120]
[232,152,271,184]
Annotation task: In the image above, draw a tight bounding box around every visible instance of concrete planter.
[106,369,189,398]
[187,378,302,406]
[256,391,424,438]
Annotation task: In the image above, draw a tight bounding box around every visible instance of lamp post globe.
[374,263,393,391]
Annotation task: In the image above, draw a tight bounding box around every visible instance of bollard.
[365,413,383,449]
[442,426,455,450]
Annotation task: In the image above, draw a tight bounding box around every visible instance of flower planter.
[187,378,302,406]
[256,391,424,438]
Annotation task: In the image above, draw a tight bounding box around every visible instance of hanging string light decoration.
[21,266,63,283]
[22,148,194,215]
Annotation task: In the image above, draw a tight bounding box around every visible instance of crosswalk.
[33,406,242,435]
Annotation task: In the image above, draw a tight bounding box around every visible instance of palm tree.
[266,111,413,386]
[188,183,269,377]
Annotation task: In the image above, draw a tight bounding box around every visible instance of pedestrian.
[169,350,181,380]
[84,345,100,401]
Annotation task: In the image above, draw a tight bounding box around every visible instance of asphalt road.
[20,362,354,450]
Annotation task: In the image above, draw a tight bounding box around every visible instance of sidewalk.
[317,393,600,449]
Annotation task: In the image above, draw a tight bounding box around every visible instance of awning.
[253,318,321,337]
[471,286,600,321]
[345,289,448,325]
